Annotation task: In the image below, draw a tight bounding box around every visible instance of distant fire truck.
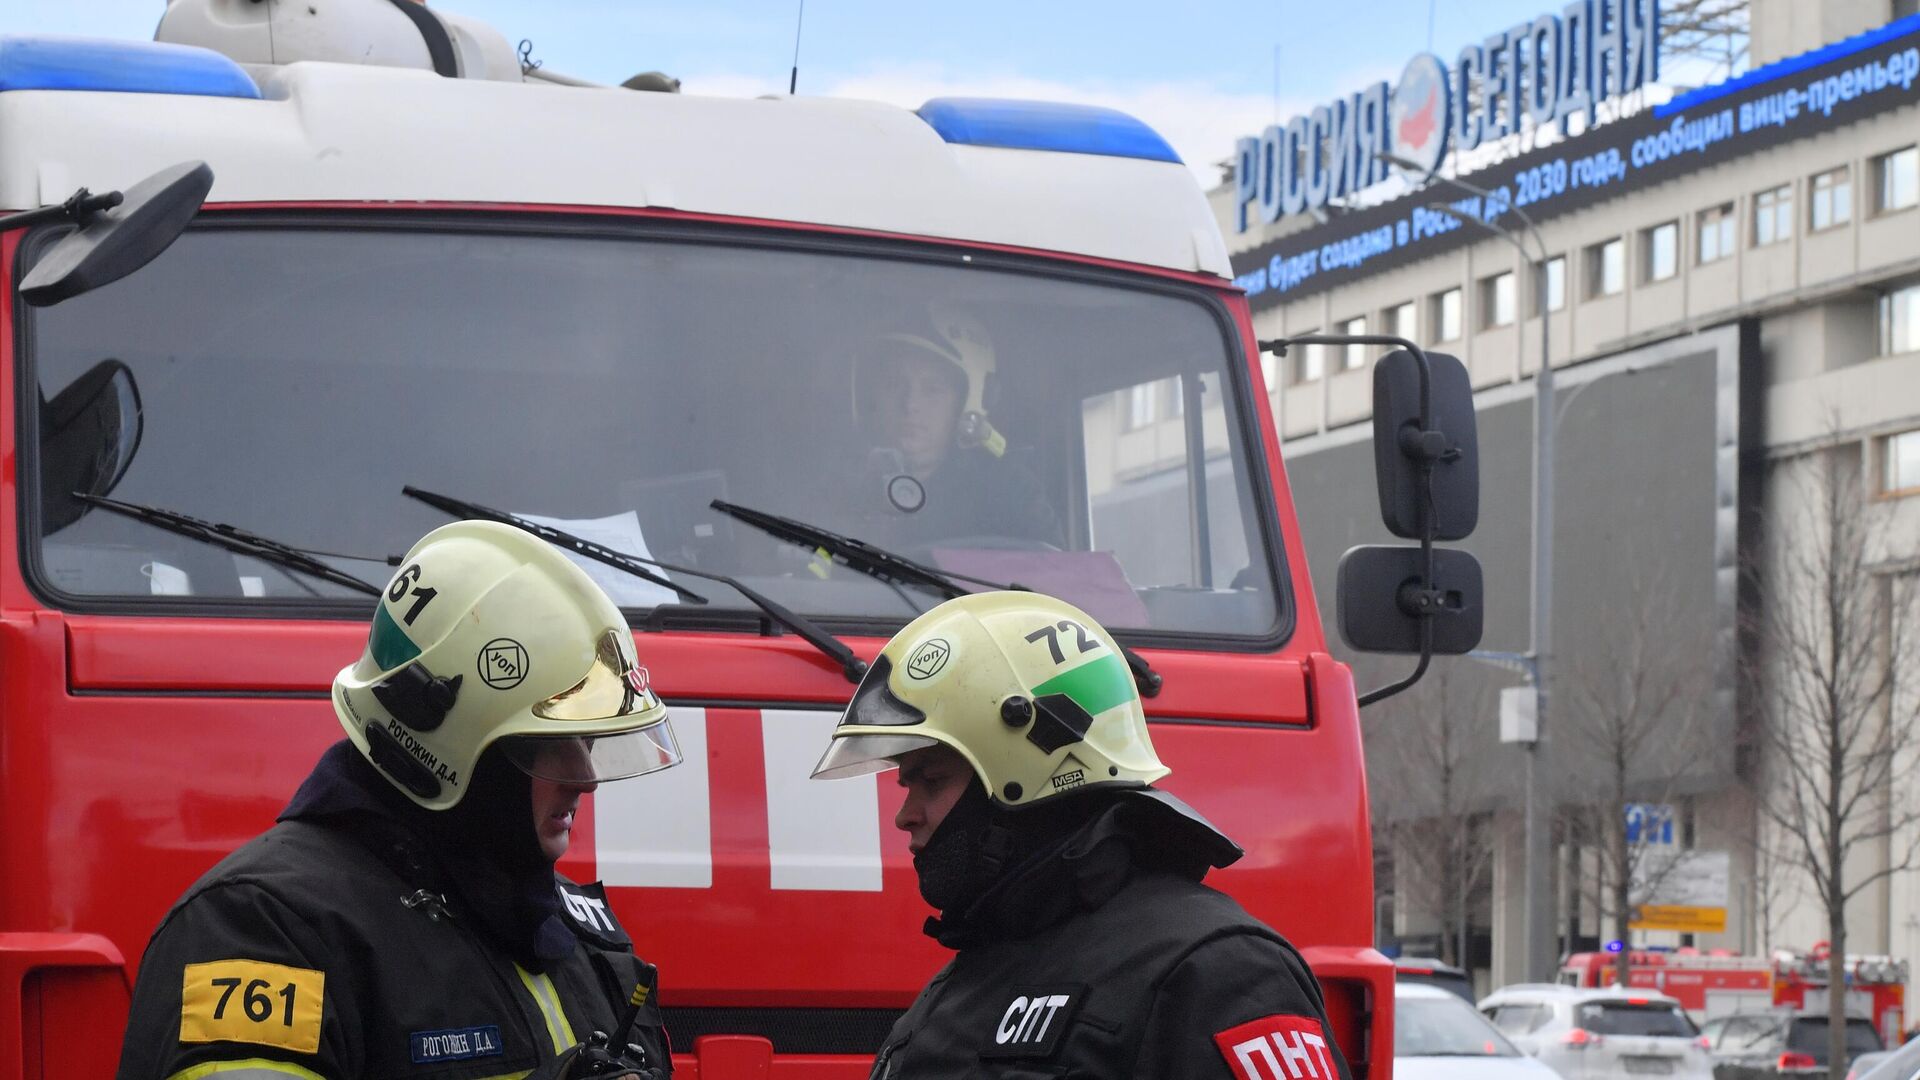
[1561,945,1908,1044]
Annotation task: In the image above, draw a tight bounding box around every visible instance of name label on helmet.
[384,717,461,788]
[981,985,1084,1060]
[556,880,631,949]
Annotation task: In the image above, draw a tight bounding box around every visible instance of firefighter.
[811,591,1353,1079]
[118,521,679,1080]
[847,306,1063,549]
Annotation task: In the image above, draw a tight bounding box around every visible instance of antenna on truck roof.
[789,0,806,94]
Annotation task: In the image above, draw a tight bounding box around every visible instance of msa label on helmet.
[906,638,952,681]
[982,985,1084,1060]
[1213,1014,1338,1080]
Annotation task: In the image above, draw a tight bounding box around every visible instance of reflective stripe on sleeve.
[513,963,578,1054]
[165,1059,328,1080]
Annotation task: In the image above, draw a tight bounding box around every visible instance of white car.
[1480,983,1713,1079]
[1852,1037,1920,1079]
[1394,982,1563,1079]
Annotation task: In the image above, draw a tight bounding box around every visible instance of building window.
[1586,238,1625,298]
[1753,184,1792,246]
[1124,382,1156,430]
[1384,300,1417,343]
[1698,203,1735,264]
[1809,167,1852,231]
[1337,316,1368,370]
[1536,256,1566,314]
[1291,330,1326,384]
[1644,221,1679,282]
[1480,271,1516,328]
[1882,283,1920,356]
[1885,430,1920,496]
[1431,288,1462,343]
[1875,146,1919,213]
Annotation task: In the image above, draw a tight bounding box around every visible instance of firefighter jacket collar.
[927,787,1241,950]
[280,740,574,968]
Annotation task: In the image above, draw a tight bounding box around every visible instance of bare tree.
[1366,661,1499,968]
[1752,815,1804,952]
[1747,445,1920,1079]
[1663,0,1751,81]
[1559,564,1716,988]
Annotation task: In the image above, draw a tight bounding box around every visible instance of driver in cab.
[846,305,1063,551]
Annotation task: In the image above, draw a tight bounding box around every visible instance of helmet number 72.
[1023,620,1098,665]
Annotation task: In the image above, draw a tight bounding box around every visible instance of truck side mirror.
[1336,546,1483,655]
[1373,349,1478,540]
[1260,334,1487,704]
[40,359,144,534]
[17,161,213,307]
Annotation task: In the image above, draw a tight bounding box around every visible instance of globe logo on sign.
[1390,52,1451,180]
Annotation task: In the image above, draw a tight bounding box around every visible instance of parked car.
[1697,1010,1886,1078]
[1851,1036,1920,1079]
[1395,956,1476,1002]
[1480,983,1713,1079]
[1394,982,1561,1079]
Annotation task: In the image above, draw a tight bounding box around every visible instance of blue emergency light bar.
[0,34,260,99]
[917,98,1181,164]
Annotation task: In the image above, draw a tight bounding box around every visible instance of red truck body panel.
[0,211,1390,1078]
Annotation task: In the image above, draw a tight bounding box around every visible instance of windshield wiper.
[708,499,1161,696]
[76,493,383,596]
[403,486,869,684]
[709,499,995,599]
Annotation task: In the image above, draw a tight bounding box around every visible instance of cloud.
[679,64,1346,190]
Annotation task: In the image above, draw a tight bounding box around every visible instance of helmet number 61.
[387,563,439,626]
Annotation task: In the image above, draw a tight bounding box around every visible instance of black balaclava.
[910,778,1003,911]
[282,739,573,968]
[911,776,1109,915]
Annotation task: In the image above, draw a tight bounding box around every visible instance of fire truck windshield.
[23,219,1287,643]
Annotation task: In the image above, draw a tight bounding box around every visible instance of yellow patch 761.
[180,959,326,1054]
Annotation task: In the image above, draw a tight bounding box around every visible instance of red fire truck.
[1560,947,1908,1044]
[0,3,1484,1077]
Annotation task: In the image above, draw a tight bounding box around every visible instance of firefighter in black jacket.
[118,521,681,1080]
[812,591,1355,1080]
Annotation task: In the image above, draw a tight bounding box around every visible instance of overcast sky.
[13,0,1646,185]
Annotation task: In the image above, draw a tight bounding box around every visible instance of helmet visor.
[811,732,940,780]
[501,724,682,784]
[532,628,662,722]
[840,655,925,727]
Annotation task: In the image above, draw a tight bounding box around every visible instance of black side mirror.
[16,161,213,307]
[1373,350,1478,540]
[1260,335,1487,706]
[40,359,144,534]
[1336,546,1483,655]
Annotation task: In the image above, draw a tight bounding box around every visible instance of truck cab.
[0,4,1412,1076]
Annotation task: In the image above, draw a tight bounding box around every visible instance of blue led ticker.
[917,98,1182,164]
[0,34,261,100]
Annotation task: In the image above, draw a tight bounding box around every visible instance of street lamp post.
[1382,154,1558,983]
